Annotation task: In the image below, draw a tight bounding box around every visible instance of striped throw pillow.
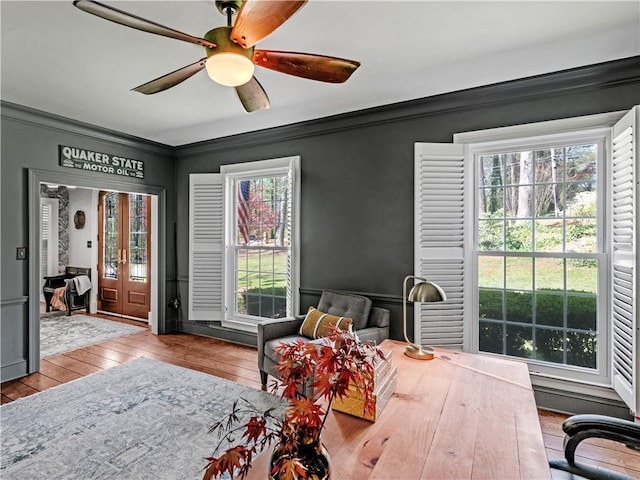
[299,306,353,339]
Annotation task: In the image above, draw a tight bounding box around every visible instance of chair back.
[317,290,372,330]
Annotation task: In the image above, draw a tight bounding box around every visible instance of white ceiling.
[2,1,639,146]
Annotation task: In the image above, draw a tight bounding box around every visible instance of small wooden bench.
[43,266,91,316]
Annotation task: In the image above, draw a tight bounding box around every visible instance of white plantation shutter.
[189,174,224,321]
[41,203,49,281]
[414,143,467,350]
[610,107,639,416]
[41,202,50,298]
[285,161,300,317]
[40,198,59,280]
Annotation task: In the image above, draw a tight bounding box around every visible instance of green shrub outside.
[566,222,596,241]
[478,288,596,367]
[242,286,287,318]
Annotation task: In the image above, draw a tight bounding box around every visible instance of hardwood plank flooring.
[2,313,639,477]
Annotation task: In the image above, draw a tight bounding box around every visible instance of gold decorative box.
[331,349,396,422]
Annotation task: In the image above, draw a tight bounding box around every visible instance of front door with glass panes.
[98,191,151,320]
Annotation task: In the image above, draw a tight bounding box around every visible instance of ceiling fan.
[72,0,361,113]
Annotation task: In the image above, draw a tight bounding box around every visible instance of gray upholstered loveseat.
[257,290,390,389]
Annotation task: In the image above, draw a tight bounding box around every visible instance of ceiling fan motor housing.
[204,26,254,60]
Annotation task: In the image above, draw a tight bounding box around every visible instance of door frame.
[28,168,166,374]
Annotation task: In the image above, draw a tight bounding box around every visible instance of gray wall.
[173,57,640,345]
[1,105,176,381]
[68,188,95,268]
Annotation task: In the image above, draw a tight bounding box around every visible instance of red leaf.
[243,416,267,445]
[209,445,249,478]
[286,397,325,430]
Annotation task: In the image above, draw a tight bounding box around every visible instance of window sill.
[530,370,620,401]
[221,318,259,333]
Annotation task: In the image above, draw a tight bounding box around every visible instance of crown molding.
[1,101,173,156]
[174,56,640,157]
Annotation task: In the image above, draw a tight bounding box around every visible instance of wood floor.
[2,314,639,478]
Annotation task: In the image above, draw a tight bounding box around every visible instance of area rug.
[0,357,286,480]
[40,314,146,358]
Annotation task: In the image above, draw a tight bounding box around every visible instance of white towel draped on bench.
[73,275,92,295]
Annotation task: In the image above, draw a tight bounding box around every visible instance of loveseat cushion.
[264,335,325,365]
[317,290,372,330]
[299,306,353,339]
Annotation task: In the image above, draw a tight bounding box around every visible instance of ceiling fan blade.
[253,50,360,83]
[73,0,216,48]
[132,58,207,94]
[230,0,307,49]
[235,77,270,113]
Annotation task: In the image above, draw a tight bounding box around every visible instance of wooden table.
[246,339,550,479]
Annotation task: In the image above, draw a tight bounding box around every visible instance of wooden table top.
[246,339,551,479]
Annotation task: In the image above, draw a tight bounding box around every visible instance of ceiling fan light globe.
[206,54,255,87]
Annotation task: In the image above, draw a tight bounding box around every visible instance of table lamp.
[402,275,447,360]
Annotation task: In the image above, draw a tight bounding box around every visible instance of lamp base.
[404,344,435,361]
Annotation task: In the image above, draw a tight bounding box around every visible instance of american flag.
[238,180,250,244]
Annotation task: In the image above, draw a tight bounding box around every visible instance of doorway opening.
[29,169,165,375]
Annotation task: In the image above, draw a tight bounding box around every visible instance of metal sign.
[59,145,144,179]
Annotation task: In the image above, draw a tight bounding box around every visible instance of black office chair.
[549,414,640,480]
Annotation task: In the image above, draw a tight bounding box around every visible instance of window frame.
[220,156,301,332]
[470,135,609,385]
[455,112,627,388]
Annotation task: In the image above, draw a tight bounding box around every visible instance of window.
[188,156,300,333]
[233,178,289,319]
[475,141,605,374]
[416,107,638,410]
[128,194,149,282]
[224,158,299,329]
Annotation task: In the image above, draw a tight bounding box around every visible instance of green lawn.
[236,248,598,295]
[236,248,288,290]
[478,256,597,294]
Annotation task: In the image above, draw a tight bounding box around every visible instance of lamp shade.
[402,275,447,360]
[408,281,447,303]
